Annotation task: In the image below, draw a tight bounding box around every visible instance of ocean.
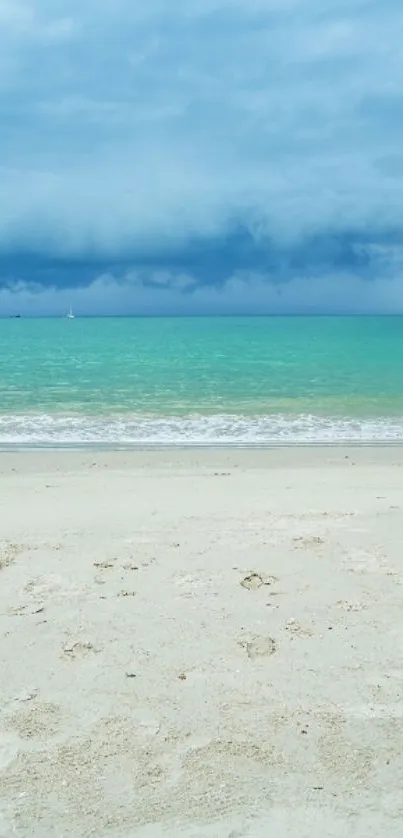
[1,315,403,447]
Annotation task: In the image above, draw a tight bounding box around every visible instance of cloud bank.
[1,0,403,313]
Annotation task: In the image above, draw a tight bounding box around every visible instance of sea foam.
[0,413,402,447]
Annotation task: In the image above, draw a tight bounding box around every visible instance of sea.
[1,315,403,448]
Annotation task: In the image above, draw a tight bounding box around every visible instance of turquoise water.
[1,316,403,445]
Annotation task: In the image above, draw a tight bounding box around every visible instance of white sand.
[0,447,403,837]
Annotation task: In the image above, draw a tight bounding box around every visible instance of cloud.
[1,0,403,312]
[2,269,403,317]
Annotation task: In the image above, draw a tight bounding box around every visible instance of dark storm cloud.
[1,0,403,313]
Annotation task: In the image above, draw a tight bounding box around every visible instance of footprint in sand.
[5,702,62,741]
[240,572,277,591]
[14,688,38,703]
[284,619,313,638]
[94,559,139,573]
[8,603,45,616]
[292,536,325,548]
[62,641,99,658]
[23,574,65,599]
[93,559,117,570]
[336,599,368,612]
[239,636,277,659]
[0,542,20,571]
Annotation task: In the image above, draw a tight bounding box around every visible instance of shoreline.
[0,439,403,452]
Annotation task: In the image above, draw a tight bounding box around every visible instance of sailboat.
[66,304,75,320]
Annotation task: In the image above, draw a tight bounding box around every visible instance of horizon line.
[1,312,403,319]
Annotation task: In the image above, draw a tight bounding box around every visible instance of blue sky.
[1,0,403,314]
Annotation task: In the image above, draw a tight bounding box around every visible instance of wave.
[0,413,402,446]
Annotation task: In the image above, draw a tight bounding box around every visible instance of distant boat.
[66,305,75,320]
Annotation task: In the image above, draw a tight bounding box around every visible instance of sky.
[1,0,403,315]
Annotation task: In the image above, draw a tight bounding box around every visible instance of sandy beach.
[1,447,403,837]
